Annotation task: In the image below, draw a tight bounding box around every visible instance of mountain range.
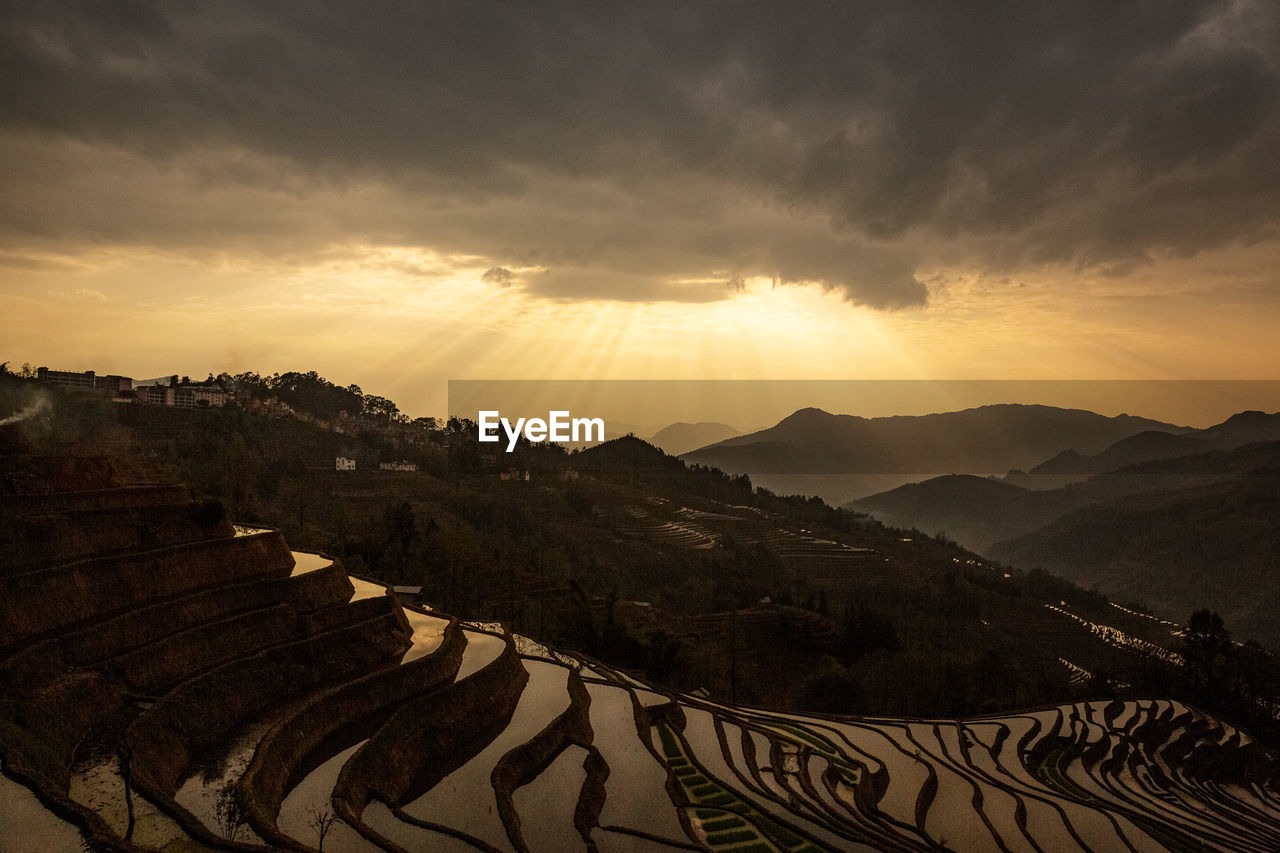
[849,411,1280,645]
[1030,410,1280,475]
[681,404,1188,474]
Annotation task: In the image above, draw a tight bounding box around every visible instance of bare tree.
[306,805,340,852]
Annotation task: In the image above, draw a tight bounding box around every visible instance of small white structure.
[335,456,356,471]
[379,461,418,471]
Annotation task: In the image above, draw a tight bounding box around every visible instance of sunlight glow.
[3,241,1279,417]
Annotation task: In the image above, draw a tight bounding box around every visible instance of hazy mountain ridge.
[988,468,1280,647]
[645,421,740,456]
[853,438,1280,551]
[844,407,1280,645]
[1030,430,1214,474]
[683,403,1187,475]
[1030,411,1280,475]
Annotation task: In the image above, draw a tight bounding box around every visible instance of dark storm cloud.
[2,0,1278,306]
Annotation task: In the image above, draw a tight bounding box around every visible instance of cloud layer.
[2,0,1279,307]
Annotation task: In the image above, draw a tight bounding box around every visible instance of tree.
[307,806,340,852]
[410,415,438,432]
[798,656,864,714]
[362,393,402,423]
[642,629,685,684]
[1185,609,1232,689]
[837,604,898,663]
[213,780,247,841]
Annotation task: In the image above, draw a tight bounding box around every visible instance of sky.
[2,1,1279,418]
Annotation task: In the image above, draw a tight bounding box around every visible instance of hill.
[844,473,1032,546]
[683,404,1185,475]
[4,417,1280,851]
[853,439,1280,552]
[989,468,1280,647]
[646,421,740,456]
[1199,410,1280,445]
[1030,429,1213,474]
[1029,411,1280,475]
[0,373,1247,722]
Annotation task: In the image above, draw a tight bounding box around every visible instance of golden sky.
[2,3,1279,418]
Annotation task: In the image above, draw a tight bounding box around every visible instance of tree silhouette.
[1185,609,1232,689]
[307,806,340,851]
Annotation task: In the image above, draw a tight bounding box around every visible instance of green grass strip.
[656,720,830,853]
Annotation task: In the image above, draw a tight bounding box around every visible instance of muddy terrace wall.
[0,501,233,574]
[0,739,153,853]
[18,555,353,675]
[0,529,295,646]
[126,596,411,797]
[110,602,315,694]
[491,666,605,851]
[333,632,529,816]
[91,568,370,693]
[240,619,466,850]
[0,559,348,800]
[1125,701,1279,787]
[1019,699,1280,790]
[0,669,130,793]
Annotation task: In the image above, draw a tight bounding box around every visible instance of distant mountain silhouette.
[1030,431,1213,475]
[646,421,740,456]
[1028,411,1280,476]
[851,437,1280,552]
[682,404,1185,475]
[1197,410,1280,445]
[987,468,1280,648]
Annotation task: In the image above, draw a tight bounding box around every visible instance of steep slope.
[853,439,1280,552]
[5,452,1280,852]
[988,469,1280,647]
[7,397,1280,851]
[845,474,1032,544]
[683,404,1185,475]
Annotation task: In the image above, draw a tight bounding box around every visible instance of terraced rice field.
[1045,603,1186,666]
[4,461,1280,852]
[213,631,1280,853]
[608,503,720,549]
[13,595,1280,852]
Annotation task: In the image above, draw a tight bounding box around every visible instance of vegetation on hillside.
[5,369,1279,743]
